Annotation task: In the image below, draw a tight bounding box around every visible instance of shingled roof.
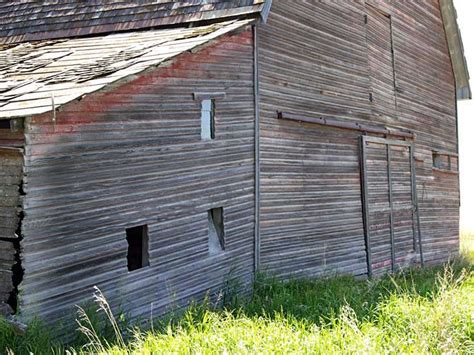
[0,0,469,121]
[0,19,253,118]
[0,0,270,44]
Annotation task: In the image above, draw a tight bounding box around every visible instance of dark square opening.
[0,120,10,129]
[126,225,149,271]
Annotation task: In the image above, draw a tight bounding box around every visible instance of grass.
[1,241,473,354]
[461,230,474,259]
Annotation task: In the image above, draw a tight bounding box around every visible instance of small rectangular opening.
[126,225,149,271]
[432,151,443,169]
[201,99,216,140]
[432,151,459,173]
[0,120,11,129]
[208,208,225,255]
[0,119,23,132]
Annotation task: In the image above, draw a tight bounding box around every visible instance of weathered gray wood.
[18,28,256,326]
[0,149,22,243]
[258,0,459,278]
[0,241,15,304]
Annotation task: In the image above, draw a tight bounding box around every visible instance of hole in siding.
[201,99,216,140]
[7,236,23,314]
[432,151,458,172]
[126,225,149,271]
[0,119,23,132]
[5,178,25,315]
[0,120,10,129]
[208,208,225,255]
[432,151,443,169]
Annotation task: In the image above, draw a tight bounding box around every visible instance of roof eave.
[260,0,273,23]
[440,0,471,101]
[458,86,472,101]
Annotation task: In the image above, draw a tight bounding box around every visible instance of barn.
[0,0,470,326]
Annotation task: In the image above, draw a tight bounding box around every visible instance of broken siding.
[0,149,23,240]
[0,147,23,312]
[0,0,265,44]
[258,0,458,277]
[18,28,255,324]
[0,121,24,148]
[0,239,15,314]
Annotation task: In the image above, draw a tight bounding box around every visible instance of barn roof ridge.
[0,0,272,45]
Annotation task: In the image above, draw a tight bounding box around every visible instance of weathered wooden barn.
[0,0,470,325]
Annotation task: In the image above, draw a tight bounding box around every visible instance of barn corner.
[0,118,26,316]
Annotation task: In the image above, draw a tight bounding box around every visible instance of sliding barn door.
[360,137,423,276]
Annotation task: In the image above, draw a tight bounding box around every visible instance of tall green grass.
[101,261,474,354]
[1,250,473,354]
[461,230,474,260]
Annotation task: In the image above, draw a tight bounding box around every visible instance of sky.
[454,0,474,232]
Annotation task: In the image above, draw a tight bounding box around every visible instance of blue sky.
[455,0,474,231]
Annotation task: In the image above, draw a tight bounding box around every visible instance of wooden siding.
[0,147,23,311]
[389,0,459,264]
[258,0,458,277]
[366,5,398,121]
[0,238,15,313]
[362,138,418,276]
[18,27,255,325]
[258,0,370,278]
[0,148,22,240]
[0,123,24,148]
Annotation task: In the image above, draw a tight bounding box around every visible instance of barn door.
[360,136,423,276]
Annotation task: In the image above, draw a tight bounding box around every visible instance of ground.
[0,234,473,354]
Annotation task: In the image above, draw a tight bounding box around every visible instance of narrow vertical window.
[208,207,225,255]
[126,225,149,271]
[201,99,216,140]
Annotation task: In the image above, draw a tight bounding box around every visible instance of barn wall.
[258,0,458,277]
[0,123,24,313]
[0,146,23,313]
[19,27,255,324]
[257,0,370,278]
[389,0,459,264]
[0,120,24,148]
